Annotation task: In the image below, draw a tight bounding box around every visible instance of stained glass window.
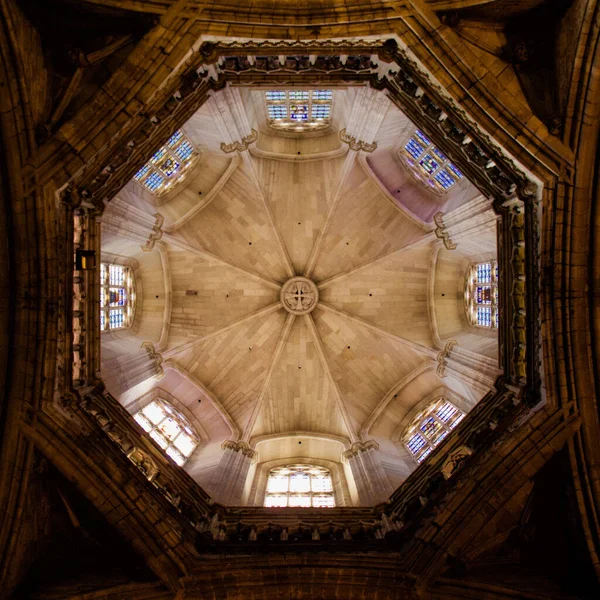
[134,399,199,466]
[100,263,135,331]
[264,465,335,507]
[265,89,333,131]
[402,129,463,192]
[404,399,465,463]
[134,130,198,196]
[465,261,499,328]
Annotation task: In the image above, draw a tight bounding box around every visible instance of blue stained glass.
[417,446,432,463]
[447,163,463,179]
[151,148,166,163]
[419,154,439,175]
[313,90,332,100]
[433,147,446,161]
[477,306,492,327]
[268,105,287,119]
[174,140,194,161]
[289,90,309,100]
[477,263,492,283]
[100,312,106,330]
[159,157,180,177]
[436,403,457,423]
[405,138,424,160]
[434,169,455,190]
[407,433,426,454]
[312,105,331,119]
[109,309,125,329]
[134,164,150,181]
[476,286,492,304]
[167,130,183,147]
[266,90,286,101]
[415,129,431,146]
[290,104,308,121]
[145,171,164,191]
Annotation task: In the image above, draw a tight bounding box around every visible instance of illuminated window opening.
[100,263,135,331]
[134,398,200,466]
[465,261,499,328]
[265,89,333,131]
[402,129,464,193]
[264,464,335,507]
[133,130,198,196]
[404,399,465,463]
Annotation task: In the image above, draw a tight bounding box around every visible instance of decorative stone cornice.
[340,128,377,153]
[141,213,164,252]
[141,341,164,379]
[342,439,380,461]
[433,212,457,250]
[222,440,256,459]
[220,129,258,154]
[436,340,457,377]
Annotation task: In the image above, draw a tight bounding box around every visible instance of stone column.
[343,441,393,505]
[211,441,256,505]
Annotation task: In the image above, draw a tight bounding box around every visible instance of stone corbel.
[340,128,377,153]
[221,439,257,461]
[342,439,379,462]
[220,129,258,154]
[436,340,457,377]
[141,213,164,252]
[433,212,457,250]
[141,341,164,379]
[440,445,473,480]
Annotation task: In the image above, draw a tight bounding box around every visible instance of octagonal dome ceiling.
[101,84,500,500]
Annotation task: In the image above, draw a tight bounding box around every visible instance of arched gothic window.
[402,129,464,192]
[100,262,135,331]
[264,464,335,507]
[465,261,499,328]
[133,130,198,195]
[265,90,332,131]
[404,399,464,463]
[134,399,200,466]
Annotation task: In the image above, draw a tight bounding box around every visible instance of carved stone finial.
[220,129,258,154]
[141,213,165,252]
[340,129,377,153]
[433,212,457,250]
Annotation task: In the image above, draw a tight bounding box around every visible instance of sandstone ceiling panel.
[166,247,280,348]
[174,166,289,282]
[251,316,349,439]
[311,308,429,430]
[311,164,425,282]
[172,308,288,427]
[256,155,345,275]
[319,243,434,347]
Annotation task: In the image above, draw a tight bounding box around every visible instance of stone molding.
[222,439,257,459]
[342,440,380,462]
[141,341,164,379]
[436,340,457,377]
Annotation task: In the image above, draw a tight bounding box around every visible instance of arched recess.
[246,435,352,507]
[118,366,232,497]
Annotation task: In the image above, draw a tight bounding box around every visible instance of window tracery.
[264,464,335,507]
[265,89,332,131]
[134,398,200,466]
[133,130,198,195]
[402,129,463,193]
[100,263,135,331]
[465,261,499,328]
[404,399,464,463]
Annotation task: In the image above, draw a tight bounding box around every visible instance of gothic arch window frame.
[134,397,200,466]
[464,261,499,329]
[401,129,464,194]
[100,262,136,331]
[264,464,336,508]
[133,130,198,196]
[265,89,333,132]
[403,398,465,464]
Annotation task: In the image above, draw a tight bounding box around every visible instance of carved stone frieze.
[339,128,377,153]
